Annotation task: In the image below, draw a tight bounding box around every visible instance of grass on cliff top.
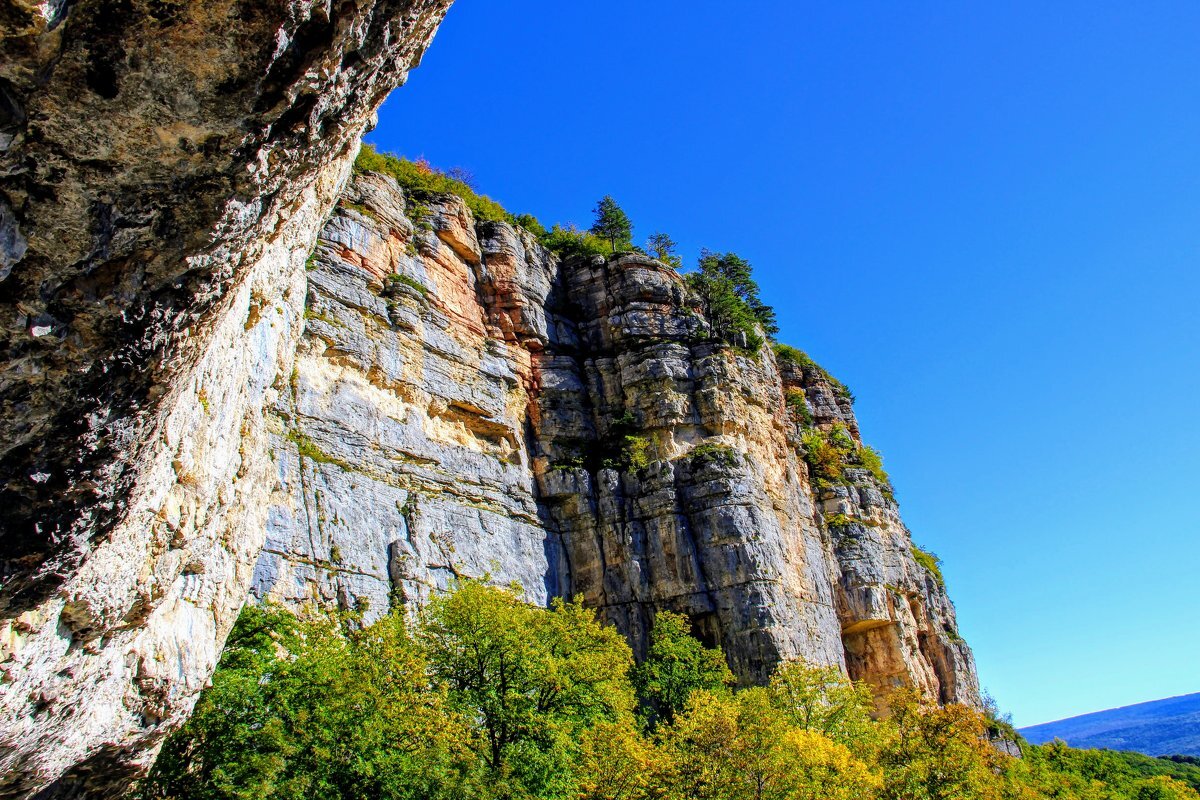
[356,144,511,223]
[356,145,616,261]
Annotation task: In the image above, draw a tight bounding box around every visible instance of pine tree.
[646,232,682,268]
[590,195,633,253]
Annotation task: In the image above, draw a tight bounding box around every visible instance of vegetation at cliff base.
[137,586,1200,800]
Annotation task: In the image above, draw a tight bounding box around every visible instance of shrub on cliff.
[801,424,891,490]
[771,342,855,401]
[540,223,612,259]
[910,545,946,587]
[355,145,511,223]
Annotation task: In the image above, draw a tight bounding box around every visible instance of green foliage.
[910,545,945,587]
[858,445,890,484]
[512,213,548,238]
[771,343,854,401]
[142,594,1200,800]
[687,441,741,470]
[684,250,776,351]
[882,690,1006,800]
[387,272,429,298]
[540,223,612,259]
[800,424,891,493]
[645,232,682,268]
[622,435,652,470]
[355,145,510,224]
[633,610,733,728]
[287,429,351,471]
[767,660,881,757]
[589,196,634,253]
[420,583,634,795]
[784,386,814,425]
[136,605,479,800]
[342,201,378,220]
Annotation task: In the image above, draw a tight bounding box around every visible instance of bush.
[540,223,612,259]
[801,424,892,494]
[355,145,510,224]
[910,545,945,587]
[622,435,652,470]
[511,213,548,238]
[140,592,1200,800]
[784,387,814,426]
[688,441,741,470]
[772,343,854,402]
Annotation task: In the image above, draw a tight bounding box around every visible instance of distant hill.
[1020,692,1200,756]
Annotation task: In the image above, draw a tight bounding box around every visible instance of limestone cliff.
[255,170,981,708]
[0,4,981,795]
[0,2,451,797]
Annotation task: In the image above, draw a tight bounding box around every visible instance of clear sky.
[368,1,1200,728]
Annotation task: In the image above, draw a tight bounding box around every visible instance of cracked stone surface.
[0,2,451,797]
[256,171,982,709]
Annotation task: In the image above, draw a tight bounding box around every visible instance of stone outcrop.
[0,2,451,797]
[0,4,981,794]
[255,170,981,710]
[253,172,564,619]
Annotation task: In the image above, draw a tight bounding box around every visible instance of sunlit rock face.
[253,172,565,619]
[257,170,982,708]
[0,3,979,794]
[0,1,451,797]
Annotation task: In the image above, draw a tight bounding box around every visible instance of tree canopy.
[685,249,778,351]
[138,587,1200,800]
[589,196,633,252]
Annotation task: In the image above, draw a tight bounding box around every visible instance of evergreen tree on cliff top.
[590,195,633,253]
[686,249,779,350]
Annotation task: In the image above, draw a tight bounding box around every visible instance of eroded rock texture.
[256,172,981,711]
[253,172,565,619]
[0,1,451,797]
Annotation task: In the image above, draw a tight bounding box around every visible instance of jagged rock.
[0,2,451,797]
[254,187,562,619]
[0,5,980,793]
[255,172,981,710]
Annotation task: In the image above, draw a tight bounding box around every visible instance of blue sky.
[369,1,1200,727]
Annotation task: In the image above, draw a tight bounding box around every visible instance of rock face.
[0,4,980,794]
[0,2,451,797]
[252,172,565,620]
[255,171,981,708]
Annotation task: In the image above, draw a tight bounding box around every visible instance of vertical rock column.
[779,359,982,707]
[531,254,847,682]
[252,174,565,620]
[0,2,452,796]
